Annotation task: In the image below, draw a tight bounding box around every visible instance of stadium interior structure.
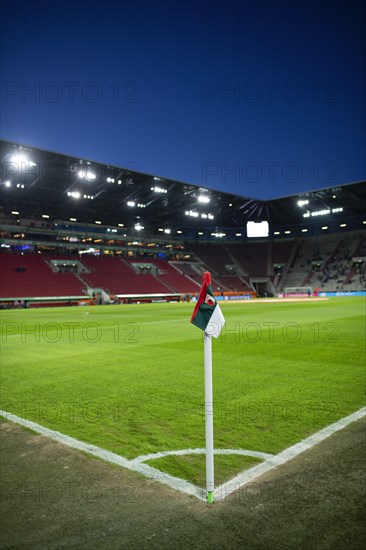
[0,139,365,307]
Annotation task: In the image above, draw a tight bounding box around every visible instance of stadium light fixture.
[185,210,199,218]
[70,218,77,221]
[363,221,366,224]
[302,228,308,232]
[211,232,226,237]
[42,214,50,219]
[137,203,146,208]
[67,191,81,199]
[4,181,11,187]
[11,153,36,167]
[284,230,291,234]
[322,226,328,230]
[274,231,280,235]
[297,200,309,206]
[78,168,96,180]
[340,224,346,228]
[151,186,167,194]
[11,211,19,215]
[158,228,164,232]
[198,232,203,235]
[118,223,124,227]
[201,213,208,219]
[164,229,171,234]
[236,233,242,236]
[198,195,210,203]
[135,224,144,231]
[127,201,135,207]
[177,230,182,234]
[95,220,102,224]
[332,207,343,213]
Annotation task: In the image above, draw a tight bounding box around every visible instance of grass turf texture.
[1,297,365,487]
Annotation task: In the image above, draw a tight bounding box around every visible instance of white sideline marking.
[213,406,366,502]
[0,410,205,501]
[1,407,365,503]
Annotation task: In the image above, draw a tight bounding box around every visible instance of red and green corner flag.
[190,272,225,504]
[190,271,225,338]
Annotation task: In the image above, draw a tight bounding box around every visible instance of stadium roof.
[1,139,365,238]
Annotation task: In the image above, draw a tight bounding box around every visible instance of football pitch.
[1,297,365,494]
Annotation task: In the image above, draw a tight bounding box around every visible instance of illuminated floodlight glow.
[284,230,291,234]
[67,191,81,199]
[322,226,328,230]
[201,213,208,219]
[274,231,280,235]
[151,186,167,194]
[247,220,269,238]
[312,209,330,216]
[176,230,182,234]
[135,224,144,231]
[302,228,308,232]
[11,211,19,215]
[303,212,310,218]
[211,232,226,238]
[118,223,124,227]
[297,199,309,207]
[332,207,343,213]
[198,195,210,203]
[164,229,171,234]
[42,214,50,219]
[228,203,233,207]
[208,214,214,220]
[137,203,146,208]
[185,210,199,218]
[340,224,347,228]
[11,153,36,167]
[158,228,164,232]
[95,220,102,224]
[70,218,77,222]
[127,201,135,207]
[4,181,11,187]
[78,168,96,180]
[198,232,203,235]
[236,233,242,236]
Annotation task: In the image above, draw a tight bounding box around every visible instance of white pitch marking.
[213,406,366,502]
[133,448,273,463]
[1,406,365,503]
[0,409,205,501]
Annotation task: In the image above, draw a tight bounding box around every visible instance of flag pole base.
[207,492,214,505]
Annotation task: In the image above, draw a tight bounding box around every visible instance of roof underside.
[1,140,365,234]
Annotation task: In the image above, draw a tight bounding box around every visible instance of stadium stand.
[0,253,87,298]
[80,256,171,295]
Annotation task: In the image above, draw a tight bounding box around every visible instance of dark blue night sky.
[1,0,365,199]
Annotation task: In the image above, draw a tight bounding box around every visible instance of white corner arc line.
[133,448,273,463]
[213,406,366,502]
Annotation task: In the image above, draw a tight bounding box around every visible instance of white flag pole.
[204,331,214,504]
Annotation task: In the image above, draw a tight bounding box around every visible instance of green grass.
[0,297,365,486]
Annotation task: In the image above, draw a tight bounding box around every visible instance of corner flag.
[190,271,225,338]
[191,272,225,504]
